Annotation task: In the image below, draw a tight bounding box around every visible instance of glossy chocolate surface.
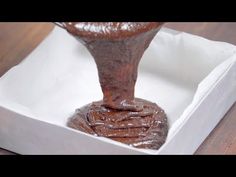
[62,22,168,150]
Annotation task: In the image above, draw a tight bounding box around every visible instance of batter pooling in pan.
[57,22,168,149]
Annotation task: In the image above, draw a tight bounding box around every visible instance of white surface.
[0,27,235,154]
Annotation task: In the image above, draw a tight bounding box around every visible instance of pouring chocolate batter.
[56,22,168,150]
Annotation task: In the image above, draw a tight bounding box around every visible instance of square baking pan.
[0,27,235,154]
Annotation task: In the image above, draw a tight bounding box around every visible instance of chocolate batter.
[57,22,168,150]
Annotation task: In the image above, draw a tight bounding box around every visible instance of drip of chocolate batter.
[57,22,168,150]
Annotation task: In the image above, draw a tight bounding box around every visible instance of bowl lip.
[55,22,164,40]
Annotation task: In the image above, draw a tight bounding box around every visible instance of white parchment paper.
[0,26,235,154]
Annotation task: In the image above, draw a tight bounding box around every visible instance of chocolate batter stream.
[57,22,168,150]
